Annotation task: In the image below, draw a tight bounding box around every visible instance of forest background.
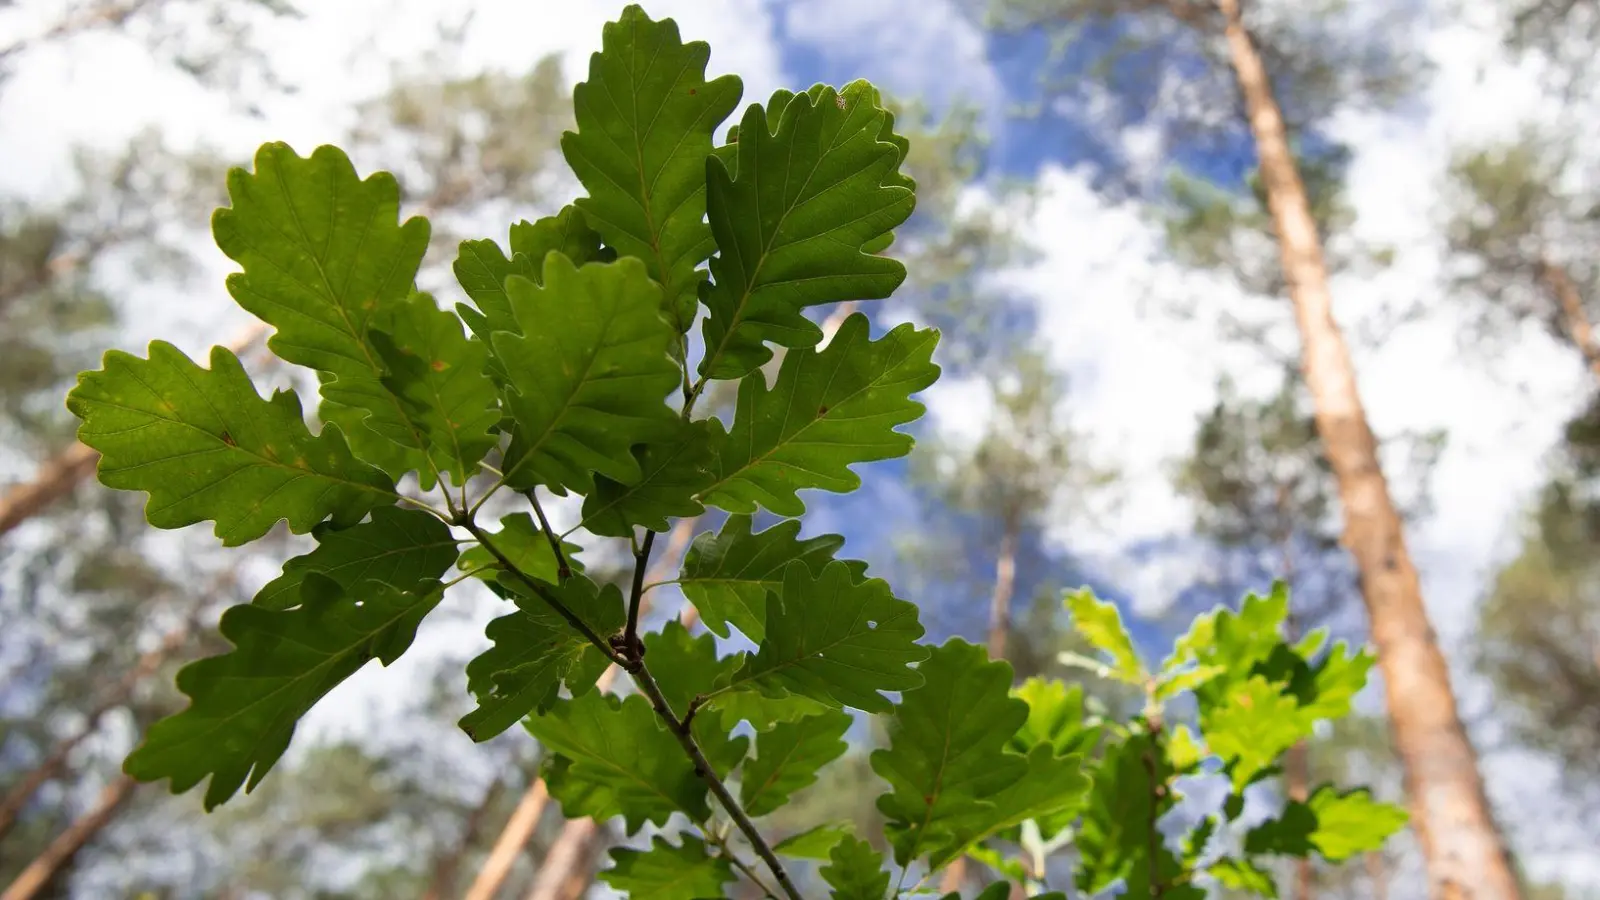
[1,0,1597,898]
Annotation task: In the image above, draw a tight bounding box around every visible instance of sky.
[2,0,1598,892]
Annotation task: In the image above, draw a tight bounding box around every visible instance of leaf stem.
[705,825,779,898]
[524,489,572,581]
[630,664,804,900]
[458,517,625,667]
[626,529,656,651]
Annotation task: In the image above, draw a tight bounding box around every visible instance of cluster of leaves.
[64,5,1403,897]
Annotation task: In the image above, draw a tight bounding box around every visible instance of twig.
[458,519,624,667]
[630,665,803,900]
[706,826,780,899]
[625,530,656,653]
[523,489,571,581]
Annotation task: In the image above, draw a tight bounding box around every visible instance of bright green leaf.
[1009,677,1101,759]
[697,82,915,380]
[496,253,681,494]
[727,560,926,714]
[1298,642,1375,722]
[599,834,734,900]
[67,342,395,546]
[1245,786,1407,862]
[527,691,707,832]
[369,292,501,485]
[1167,724,1207,775]
[1208,857,1279,897]
[1065,589,1146,685]
[678,514,865,642]
[564,4,742,330]
[1202,675,1305,792]
[699,315,939,518]
[124,574,441,809]
[459,574,624,741]
[872,639,1028,865]
[252,506,458,610]
[820,836,891,900]
[740,709,852,816]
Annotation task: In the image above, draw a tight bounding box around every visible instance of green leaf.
[1208,857,1279,897]
[739,709,852,816]
[459,575,624,742]
[1064,589,1146,685]
[496,253,682,494]
[820,836,891,900]
[67,342,396,546]
[928,744,1091,868]
[698,82,915,380]
[700,315,939,517]
[1155,664,1225,702]
[774,822,856,860]
[1166,724,1207,775]
[641,621,748,776]
[1202,675,1306,792]
[1167,583,1288,698]
[678,513,864,642]
[564,4,742,330]
[871,639,1029,865]
[727,560,926,714]
[599,834,734,900]
[456,512,584,592]
[368,292,501,485]
[1297,641,1375,722]
[1075,730,1199,899]
[123,574,441,808]
[1009,677,1101,759]
[1244,786,1407,862]
[454,207,615,382]
[526,691,707,832]
[580,420,715,538]
[211,142,440,483]
[252,506,458,610]
[708,684,832,733]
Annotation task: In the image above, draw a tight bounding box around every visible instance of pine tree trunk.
[1214,1,1521,897]
[0,621,192,841]
[0,774,137,900]
[986,517,1021,661]
[0,321,267,538]
[524,818,597,900]
[421,778,504,900]
[1367,851,1388,900]
[1535,258,1600,382]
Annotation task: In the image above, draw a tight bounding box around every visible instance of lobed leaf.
[698,82,915,380]
[456,512,584,593]
[700,315,940,517]
[579,420,715,538]
[564,3,742,330]
[253,506,458,610]
[1244,785,1408,862]
[871,639,1028,865]
[124,575,441,809]
[1065,589,1147,685]
[640,621,748,776]
[774,822,856,860]
[927,743,1091,868]
[739,709,852,816]
[496,253,682,494]
[599,835,734,900]
[820,836,892,900]
[67,342,395,546]
[677,513,866,642]
[527,691,708,833]
[727,560,926,714]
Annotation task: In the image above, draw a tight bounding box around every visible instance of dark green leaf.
[600,835,734,900]
[527,691,707,832]
[496,253,681,494]
[774,822,856,860]
[700,315,939,517]
[698,83,915,380]
[580,420,715,538]
[67,342,395,546]
[124,575,441,808]
[253,506,458,610]
[678,513,864,642]
[739,709,851,816]
[459,575,624,741]
[456,512,584,592]
[871,639,1028,865]
[641,620,748,776]
[928,744,1091,867]
[564,4,742,330]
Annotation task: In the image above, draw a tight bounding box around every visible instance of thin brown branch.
[0,774,138,900]
[461,779,551,900]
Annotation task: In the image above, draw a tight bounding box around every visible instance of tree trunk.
[1367,851,1389,900]
[1,775,137,900]
[0,621,192,841]
[1215,2,1522,897]
[0,321,268,539]
[420,778,505,900]
[524,818,598,900]
[1535,257,1600,383]
[986,517,1021,661]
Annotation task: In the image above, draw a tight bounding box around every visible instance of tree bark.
[420,778,505,900]
[1367,851,1389,900]
[0,621,192,841]
[1215,2,1522,898]
[0,321,268,539]
[986,516,1021,661]
[524,818,597,900]
[1535,257,1600,383]
[0,774,138,900]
